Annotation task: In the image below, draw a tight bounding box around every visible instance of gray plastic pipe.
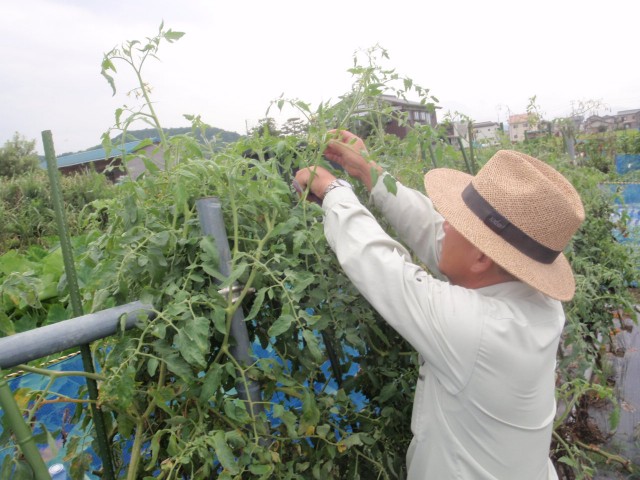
[196,197,262,415]
[0,301,155,369]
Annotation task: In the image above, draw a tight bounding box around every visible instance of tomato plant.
[2,24,639,480]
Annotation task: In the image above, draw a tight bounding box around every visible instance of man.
[293,130,585,479]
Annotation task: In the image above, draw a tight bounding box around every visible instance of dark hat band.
[461,183,561,264]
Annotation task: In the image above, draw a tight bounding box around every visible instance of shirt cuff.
[322,184,360,211]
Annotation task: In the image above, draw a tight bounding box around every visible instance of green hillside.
[62,126,243,156]
[109,126,242,146]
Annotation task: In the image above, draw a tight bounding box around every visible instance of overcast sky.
[2,0,638,154]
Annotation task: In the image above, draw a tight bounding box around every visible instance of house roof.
[586,115,616,122]
[508,113,529,124]
[42,139,154,169]
[378,94,432,109]
[473,121,499,128]
[618,109,640,115]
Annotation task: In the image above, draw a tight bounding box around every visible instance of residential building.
[472,121,502,146]
[584,109,640,134]
[381,95,438,138]
[446,121,471,148]
[616,109,640,130]
[352,95,438,139]
[583,115,617,134]
[444,120,502,147]
[508,114,530,142]
[509,114,558,142]
[42,138,163,182]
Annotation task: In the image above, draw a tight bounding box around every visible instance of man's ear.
[470,252,494,274]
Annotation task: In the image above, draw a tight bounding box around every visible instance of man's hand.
[324,130,382,192]
[294,166,336,203]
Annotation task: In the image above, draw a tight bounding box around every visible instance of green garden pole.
[467,122,477,175]
[457,137,474,175]
[0,375,51,479]
[423,141,438,169]
[42,130,115,480]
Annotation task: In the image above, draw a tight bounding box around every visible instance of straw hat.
[424,150,585,301]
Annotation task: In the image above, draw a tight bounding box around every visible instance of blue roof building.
[42,138,162,182]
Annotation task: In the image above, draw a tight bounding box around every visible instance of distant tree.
[553,99,606,164]
[0,133,39,178]
[524,96,606,164]
[526,95,544,131]
[249,118,280,138]
[280,117,308,137]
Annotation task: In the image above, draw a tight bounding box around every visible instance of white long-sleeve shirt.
[322,177,562,480]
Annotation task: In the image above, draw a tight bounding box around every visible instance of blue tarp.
[615,154,640,175]
[603,183,640,246]
[1,338,366,478]
[0,354,96,479]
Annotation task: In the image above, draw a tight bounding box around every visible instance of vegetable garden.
[1,25,639,480]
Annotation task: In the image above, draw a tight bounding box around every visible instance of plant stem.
[127,417,146,480]
[126,363,167,480]
[16,364,106,381]
[575,440,634,472]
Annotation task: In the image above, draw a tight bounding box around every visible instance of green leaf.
[225,429,246,448]
[199,236,220,265]
[245,287,267,321]
[147,357,159,377]
[377,382,397,403]
[45,428,59,458]
[609,403,620,430]
[295,100,310,112]
[202,263,225,282]
[153,341,193,382]
[149,230,170,247]
[220,262,249,289]
[557,455,577,467]
[0,311,15,336]
[383,174,398,195]
[69,453,93,479]
[316,424,331,439]
[249,464,272,475]
[302,329,323,363]
[11,459,35,480]
[146,430,165,470]
[200,363,223,402]
[100,64,117,95]
[164,29,185,42]
[212,308,227,335]
[369,322,391,347]
[175,315,210,367]
[213,430,240,475]
[224,398,252,424]
[298,390,320,436]
[292,230,309,256]
[285,269,315,294]
[1,456,14,480]
[115,107,124,127]
[342,433,363,448]
[268,313,294,338]
[151,322,167,339]
[273,405,298,438]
